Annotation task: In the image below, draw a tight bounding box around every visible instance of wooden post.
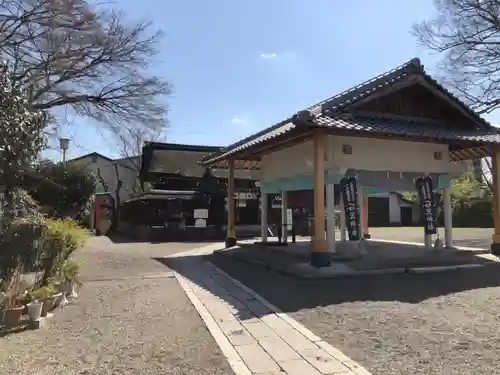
[226,159,237,248]
[311,129,330,267]
[491,146,500,255]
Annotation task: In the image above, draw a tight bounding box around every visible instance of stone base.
[491,242,500,256]
[310,251,331,268]
[363,233,371,239]
[225,237,237,248]
[253,241,288,246]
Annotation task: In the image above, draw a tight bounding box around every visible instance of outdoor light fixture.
[59,137,70,163]
[342,144,352,154]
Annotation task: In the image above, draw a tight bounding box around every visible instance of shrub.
[60,259,82,285]
[37,218,89,285]
[0,213,45,281]
[28,284,57,301]
[23,160,96,219]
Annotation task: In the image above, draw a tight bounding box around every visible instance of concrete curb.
[215,247,500,279]
[369,238,490,252]
[406,263,496,274]
[301,267,407,279]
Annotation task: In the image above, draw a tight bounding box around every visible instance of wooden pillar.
[311,129,330,267]
[226,159,237,248]
[491,146,500,255]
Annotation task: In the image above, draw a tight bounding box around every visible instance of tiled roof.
[201,121,296,165]
[315,114,500,144]
[201,58,498,165]
[310,58,490,129]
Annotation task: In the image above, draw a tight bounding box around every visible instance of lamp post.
[59,137,70,163]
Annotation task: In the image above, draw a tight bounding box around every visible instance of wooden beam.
[350,75,421,108]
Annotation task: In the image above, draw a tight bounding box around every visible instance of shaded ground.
[0,238,234,375]
[208,253,500,375]
[369,227,493,249]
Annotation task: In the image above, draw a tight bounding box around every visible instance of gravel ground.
[77,237,213,281]
[209,254,500,375]
[0,239,233,375]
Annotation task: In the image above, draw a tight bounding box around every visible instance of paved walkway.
[167,245,370,375]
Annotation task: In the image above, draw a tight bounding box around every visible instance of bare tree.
[0,0,170,133]
[114,125,165,193]
[413,0,500,189]
[413,0,500,114]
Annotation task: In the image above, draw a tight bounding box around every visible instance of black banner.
[415,176,437,235]
[340,176,361,241]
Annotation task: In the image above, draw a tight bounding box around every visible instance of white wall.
[260,141,314,182]
[71,156,137,203]
[260,135,466,182]
[326,135,453,173]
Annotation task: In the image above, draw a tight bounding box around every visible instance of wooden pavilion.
[200,58,500,267]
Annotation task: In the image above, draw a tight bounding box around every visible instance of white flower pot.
[27,301,43,322]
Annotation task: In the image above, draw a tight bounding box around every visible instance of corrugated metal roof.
[315,114,500,143]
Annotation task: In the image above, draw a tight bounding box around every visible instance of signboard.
[271,195,282,208]
[195,218,206,228]
[415,176,437,235]
[224,191,259,200]
[194,208,208,219]
[286,208,293,230]
[340,176,361,241]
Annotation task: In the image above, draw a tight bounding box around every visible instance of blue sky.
[48,0,500,161]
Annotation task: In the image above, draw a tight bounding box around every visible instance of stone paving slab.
[166,244,368,375]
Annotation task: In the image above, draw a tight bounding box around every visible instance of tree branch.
[0,0,171,132]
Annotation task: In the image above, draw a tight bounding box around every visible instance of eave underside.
[206,128,496,171]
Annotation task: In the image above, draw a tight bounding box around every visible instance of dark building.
[137,143,262,237]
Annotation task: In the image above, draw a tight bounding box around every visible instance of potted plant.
[0,278,28,328]
[25,298,43,322]
[59,260,82,299]
[29,285,56,317]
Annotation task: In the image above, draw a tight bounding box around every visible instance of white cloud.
[260,53,277,59]
[230,116,249,125]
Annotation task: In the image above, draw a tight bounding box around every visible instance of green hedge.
[436,199,493,228]
[38,218,89,285]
